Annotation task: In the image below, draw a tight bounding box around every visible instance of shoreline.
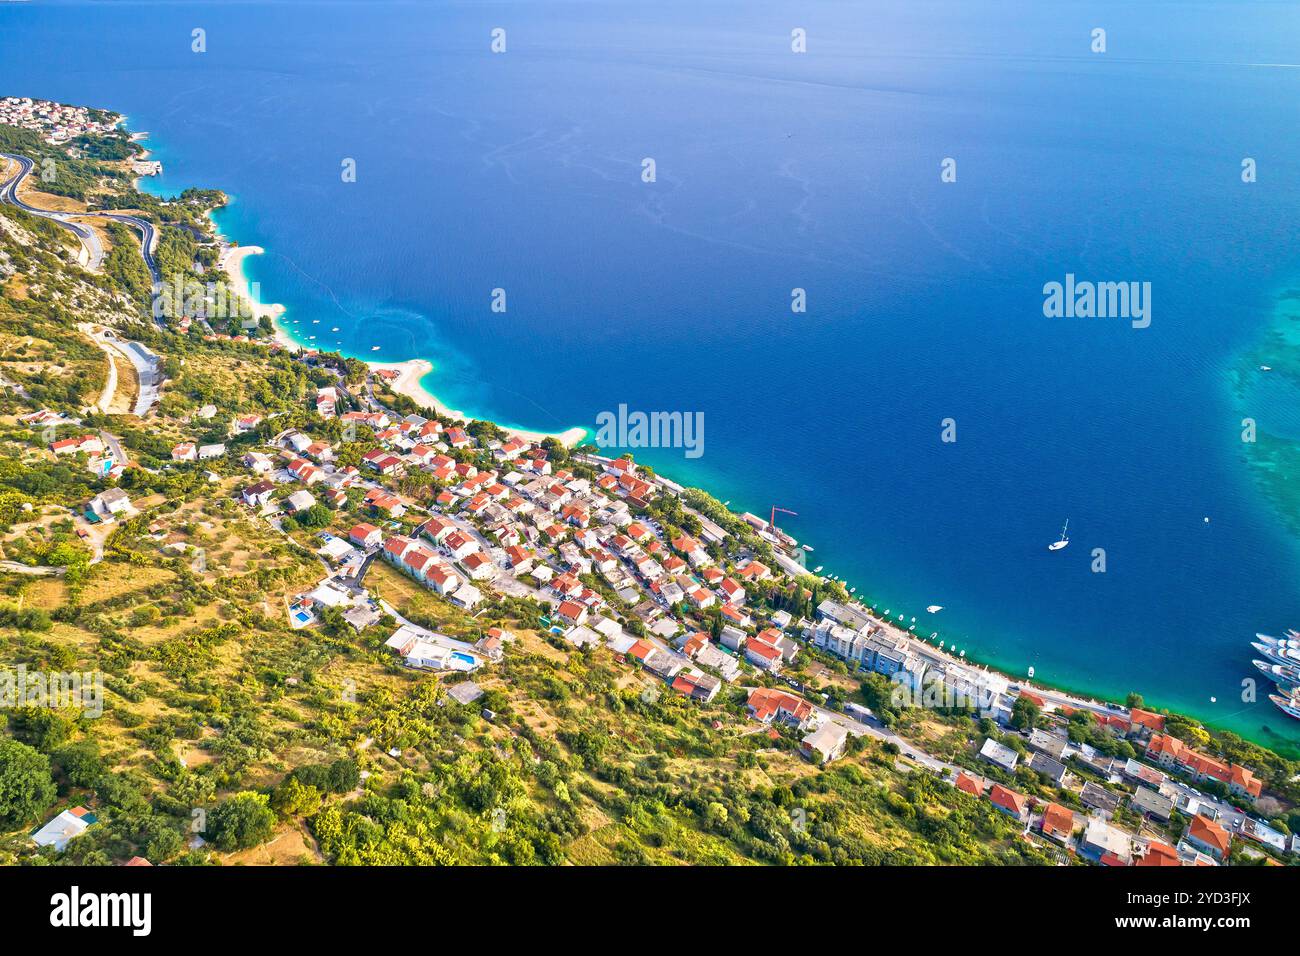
[215,239,586,447]
[127,114,1290,755]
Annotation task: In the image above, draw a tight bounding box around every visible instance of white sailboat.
[1048,518,1069,551]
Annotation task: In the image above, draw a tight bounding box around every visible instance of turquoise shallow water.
[5,0,1300,751]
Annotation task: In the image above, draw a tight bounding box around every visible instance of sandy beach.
[369,358,586,447]
[216,244,583,446]
[217,245,294,349]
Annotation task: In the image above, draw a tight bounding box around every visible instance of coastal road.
[100,211,160,282]
[0,153,105,270]
[0,152,160,285]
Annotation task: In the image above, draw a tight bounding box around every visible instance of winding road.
[0,152,160,283]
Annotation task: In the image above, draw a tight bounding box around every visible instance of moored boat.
[1269,693,1300,721]
[1253,659,1300,694]
[1253,642,1300,667]
[1254,632,1300,649]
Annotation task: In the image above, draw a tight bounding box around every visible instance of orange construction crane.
[769,506,797,532]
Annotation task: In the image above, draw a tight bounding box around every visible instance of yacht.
[1269,693,1300,721]
[1252,641,1300,668]
[1253,659,1300,694]
[1048,518,1069,551]
[1254,632,1300,649]
[926,605,943,614]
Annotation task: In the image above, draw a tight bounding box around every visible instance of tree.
[55,740,104,788]
[208,791,277,851]
[0,738,57,827]
[271,776,323,818]
[9,706,75,751]
[145,826,185,864]
[296,504,333,529]
[1010,696,1041,731]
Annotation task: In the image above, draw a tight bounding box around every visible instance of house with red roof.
[50,434,103,456]
[671,671,721,704]
[460,550,496,581]
[1127,708,1166,737]
[1229,764,1264,801]
[1039,803,1076,843]
[953,772,983,797]
[556,600,588,627]
[1135,841,1181,867]
[745,688,814,729]
[504,545,535,572]
[625,639,657,666]
[1185,814,1231,861]
[348,523,383,548]
[363,488,406,517]
[1145,733,1188,769]
[425,561,461,595]
[744,638,782,672]
[443,529,478,561]
[988,784,1028,820]
[382,536,416,565]
[718,577,746,605]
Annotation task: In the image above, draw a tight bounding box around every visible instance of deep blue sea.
[5,0,1300,749]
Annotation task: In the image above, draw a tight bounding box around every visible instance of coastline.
[215,240,585,447]
[369,357,587,446]
[124,114,1291,754]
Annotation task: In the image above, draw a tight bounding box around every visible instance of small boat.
[1048,518,1069,551]
[1260,365,1272,371]
[1254,632,1300,648]
[1269,693,1300,721]
[802,545,814,553]
[371,345,381,351]
[331,327,340,332]
[1252,659,1300,694]
[813,565,823,573]
[848,587,856,594]
[1254,642,1300,668]
[926,605,943,614]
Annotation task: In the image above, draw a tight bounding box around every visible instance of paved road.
[116,337,161,415]
[0,154,105,269]
[99,429,129,469]
[78,323,160,417]
[0,152,160,285]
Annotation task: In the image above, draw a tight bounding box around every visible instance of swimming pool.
[450,652,478,670]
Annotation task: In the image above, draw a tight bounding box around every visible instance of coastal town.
[0,94,1296,873]
[19,330,1300,866]
[0,97,120,146]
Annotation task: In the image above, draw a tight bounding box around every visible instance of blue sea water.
[5,0,1300,749]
